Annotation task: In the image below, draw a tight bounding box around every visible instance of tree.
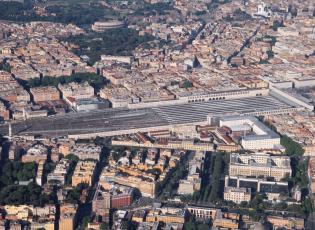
[271,20,284,31]
[82,216,90,228]
[281,135,304,156]
[209,153,223,202]
[28,73,107,91]
[182,80,193,89]
[64,154,79,185]
[100,222,109,230]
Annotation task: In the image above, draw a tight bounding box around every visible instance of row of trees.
[0,183,55,206]
[28,73,107,91]
[199,152,229,203]
[64,154,79,185]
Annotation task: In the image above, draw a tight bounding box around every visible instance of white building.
[229,153,292,181]
[47,159,70,185]
[219,116,281,150]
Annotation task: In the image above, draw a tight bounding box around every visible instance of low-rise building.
[224,175,289,194]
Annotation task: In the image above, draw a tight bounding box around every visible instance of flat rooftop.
[0,95,301,137]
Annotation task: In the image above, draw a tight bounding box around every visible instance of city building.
[99,166,156,198]
[68,143,101,161]
[59,203,77,230]
[72,160,97,187]
[267,216,304,230]
[47,159,70,185]
[229,153,292,181]
[223,187,251,204]
[218,116,281,150]
[224,175,288,194]
[187,206,220,220]
[58,82,94,101]
[21,144,48,163]
[30,86,60,102]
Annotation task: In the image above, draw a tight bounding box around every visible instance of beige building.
[58,82,94,100]
[21,144,48,163]
[223,187,251,204]
[72,160,96,187]
[30,86,60,102]
[267,216,304,230]
[187,206,220,220]
[59,204,77,230]
[99,167,156,198]
[213,218,239,229]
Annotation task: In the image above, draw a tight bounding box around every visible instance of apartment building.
[30,86,60,102]
[223,187,251,204]
[4,205,56,229]
[267,216,304,230]
[145,207,186,224]
[92,185,111,222]
[69,143,101,161]
[21,144,48,163]
[213,218,239,229]
[92,184,133,221]
[47,159,70,185]
[58,82,94,100]
[59,204,77,230]
[99,167,156,198]
[187,206,220,220]
[71,160,96,187]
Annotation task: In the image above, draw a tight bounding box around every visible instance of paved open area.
[0,95,301,137]
[153,95,293,124]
